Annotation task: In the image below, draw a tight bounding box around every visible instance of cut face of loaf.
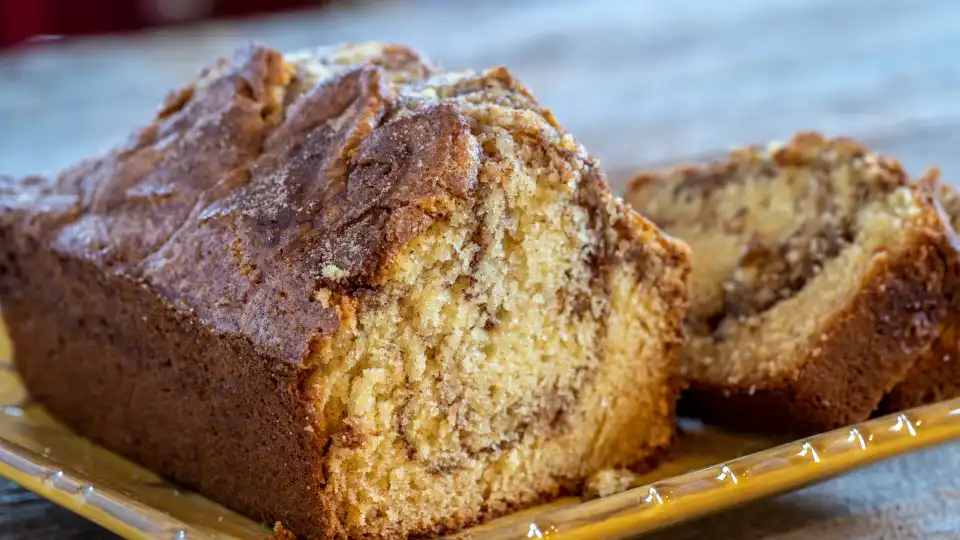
[626,132,957,435]
[0,43,690,538]
[880,181,960,412]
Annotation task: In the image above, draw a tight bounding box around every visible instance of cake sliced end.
[0,42,690,538]
[627,132,956,434]
[879,180,960,413]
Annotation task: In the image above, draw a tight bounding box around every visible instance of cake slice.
[625,132,956,434]
[879,181,960,412]
[0,43,689,538]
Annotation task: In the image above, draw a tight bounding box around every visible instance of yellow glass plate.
[1,326,959,540]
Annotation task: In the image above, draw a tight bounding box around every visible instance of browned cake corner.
[625,132,957,435]
[879,180,960,413]
[0,42,689,539]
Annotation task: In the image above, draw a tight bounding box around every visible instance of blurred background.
[2,0,959,191]
[3,1,960,538]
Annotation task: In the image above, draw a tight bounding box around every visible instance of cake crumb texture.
[0,42,689,538]
[583,468,641,499]
[627,132,957,434]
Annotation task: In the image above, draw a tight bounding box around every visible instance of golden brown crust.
[879,315,960,412]
[879,180,960,413]
[627,132,957,434]
[680,237,950,434]
[0,43,480,539]
[2,44,483,363]
[1,42,687,538]
[628,133,904,201]
[1,252,332,536]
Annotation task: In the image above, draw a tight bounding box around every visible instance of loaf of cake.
[0,43,690,538]
[626,132,957,434]
[879,181,960,412]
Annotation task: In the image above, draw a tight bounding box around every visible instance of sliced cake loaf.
[880,181,960,412]
[626,132,957,434]
[0,43,690,538]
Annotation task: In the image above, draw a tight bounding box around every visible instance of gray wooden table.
[2,0,960,538]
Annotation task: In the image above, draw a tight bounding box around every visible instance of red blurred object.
[0,0,324,49]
